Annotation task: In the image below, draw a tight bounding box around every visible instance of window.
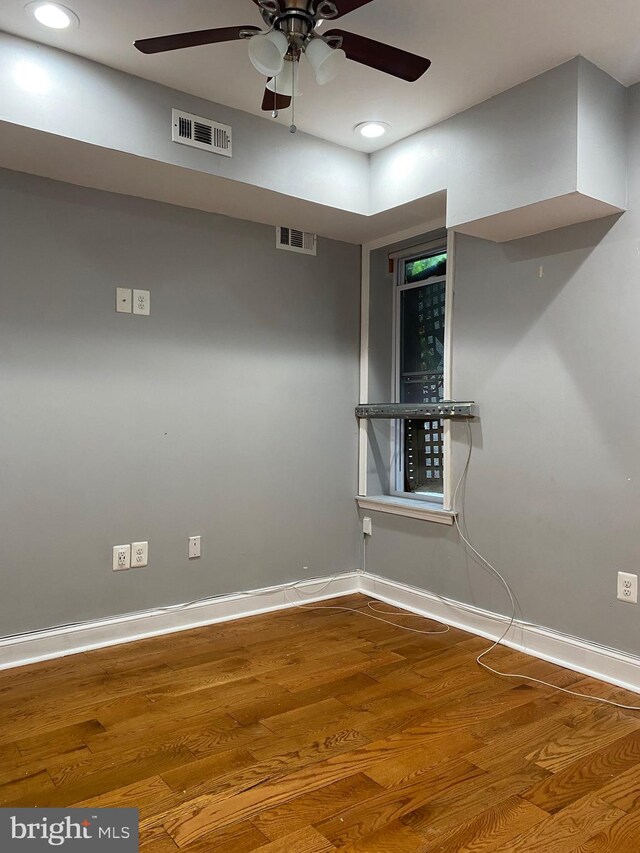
[393,244,448,502]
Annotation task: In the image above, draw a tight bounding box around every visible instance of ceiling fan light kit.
[248,29,289,77]
[134,0,431,130]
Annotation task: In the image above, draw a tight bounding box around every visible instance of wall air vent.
[276,227,317,256]
[171,109,232,157]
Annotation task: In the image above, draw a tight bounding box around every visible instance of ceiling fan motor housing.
[262,0,335,51]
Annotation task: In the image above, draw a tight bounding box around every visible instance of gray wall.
[370,58,585,217]
[0,168,361,637]
[445,59,579,226]
[370,57,626,238]
[364,82,640,657]
[576,58,628,208]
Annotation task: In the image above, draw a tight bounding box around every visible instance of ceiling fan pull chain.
[290,62,298,134]
[272,74,279,118]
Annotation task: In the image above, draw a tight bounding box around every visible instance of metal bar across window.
[355,403,477,420]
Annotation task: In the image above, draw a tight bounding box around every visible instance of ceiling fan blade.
[261,83,291,112]
[134,26,260,55]
[329,0,375,18]
[324,29,431,82]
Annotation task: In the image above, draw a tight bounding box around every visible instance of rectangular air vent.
[171,109,232,157]
[276,227,317,256]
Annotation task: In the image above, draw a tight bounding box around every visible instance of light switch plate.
[188,535,201,559]
[133,289,150,315]
[116,288,132,313]
[131,541,149,568]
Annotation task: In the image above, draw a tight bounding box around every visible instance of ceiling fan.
[134,0,431,129]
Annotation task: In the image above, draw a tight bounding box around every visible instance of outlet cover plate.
[133,289,150,315]
[617,571,638,603]
[113,544,131,571]
[131,541,149,568]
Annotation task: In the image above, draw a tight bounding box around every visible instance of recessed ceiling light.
[355,121,389,139]
[25,2,79,29]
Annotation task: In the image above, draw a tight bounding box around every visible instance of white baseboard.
[361,572,640,697]
[4,569,640,697]
[0,572,360,671]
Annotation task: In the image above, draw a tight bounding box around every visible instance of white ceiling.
[2,0,640,152]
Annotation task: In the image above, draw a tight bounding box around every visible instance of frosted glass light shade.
[305,37,346,85]
[266,61,301,97]
[248,30,288,77]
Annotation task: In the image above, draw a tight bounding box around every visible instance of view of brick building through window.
[397,251,447,497]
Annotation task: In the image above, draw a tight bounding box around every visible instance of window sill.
[356,495,455,525]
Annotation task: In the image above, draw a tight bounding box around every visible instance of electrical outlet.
[113,544,130,571]
[363,517,373,536]
[617,571,638,603]
[116,287,132,313]
[131,541,148,568]
[133,289,150,316]
[188,535,201,559]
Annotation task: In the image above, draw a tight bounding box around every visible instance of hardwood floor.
[2,593,640,851]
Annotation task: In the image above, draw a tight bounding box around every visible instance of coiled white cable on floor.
[284,580,450,636]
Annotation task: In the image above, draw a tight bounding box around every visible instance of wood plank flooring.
[1,593,640,851]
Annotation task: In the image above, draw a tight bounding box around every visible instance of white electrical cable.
[284,535,450,635]
[284,584,450,635]
[286,422,640,711]
[450,421,640,711]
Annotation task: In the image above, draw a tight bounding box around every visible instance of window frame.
[390,235,453,507]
